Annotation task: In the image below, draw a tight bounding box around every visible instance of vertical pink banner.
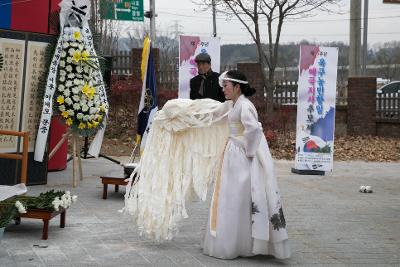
[295,45,339,172]
[178,35,220,99]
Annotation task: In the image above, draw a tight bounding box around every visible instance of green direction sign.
[101,0,144,21]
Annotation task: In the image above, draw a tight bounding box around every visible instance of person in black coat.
[190,53,225,102]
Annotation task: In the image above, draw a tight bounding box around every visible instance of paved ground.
[0,157,399,266]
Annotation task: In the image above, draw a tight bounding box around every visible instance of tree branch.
[225,0,257,44]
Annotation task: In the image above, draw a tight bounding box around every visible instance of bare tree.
[124,23,150,49]
[122,22,179,89]
[194,0,341,113]
[90,0,123,54]
[123,22,178,66]
[372,41,400,81]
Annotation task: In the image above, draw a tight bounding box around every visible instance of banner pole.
[76,135,83,181]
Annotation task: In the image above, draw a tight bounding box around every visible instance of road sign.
[101,0,144,21]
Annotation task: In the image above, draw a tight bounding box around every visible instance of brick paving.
[1,157,399,266]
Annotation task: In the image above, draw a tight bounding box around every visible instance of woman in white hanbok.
[123,71,290,260]
[202,70,290,259]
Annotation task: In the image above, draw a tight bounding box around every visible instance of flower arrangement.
[0,190,77,228]
[50,190,78,211]
[0,201,27,228]
[55,26,108,136]
[19,190,78,212]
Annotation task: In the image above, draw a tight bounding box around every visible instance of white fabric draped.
[123,99,231,241]
[0,184,27,201]
[123,97,290,260]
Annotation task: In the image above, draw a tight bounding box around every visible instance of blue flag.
[137,37,158,152]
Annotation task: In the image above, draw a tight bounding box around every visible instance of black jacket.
[189,70,225,102]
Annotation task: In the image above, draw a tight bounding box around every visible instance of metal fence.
[274,80,298,104]
[108,52,392,110]
[109,53,400,122]
[110,50,180,87]
[156,64,236,90]
[111,50,132,75]
[158,64,178,90]
[273,80,348,106]
[376,93,400,120]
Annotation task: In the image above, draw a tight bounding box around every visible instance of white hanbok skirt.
[202,138,290,260]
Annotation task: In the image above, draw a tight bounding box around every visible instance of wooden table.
[100,176,129,199]
[16,208,66,240]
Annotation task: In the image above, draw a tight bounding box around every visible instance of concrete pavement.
[0,157,399,266]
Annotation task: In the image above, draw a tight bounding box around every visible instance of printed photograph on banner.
[178,35,220,98]
[294,45,339,172]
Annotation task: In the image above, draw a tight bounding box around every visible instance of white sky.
[136,0,400,45]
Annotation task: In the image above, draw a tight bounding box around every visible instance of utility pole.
[172,20,183,39]
[361,0,369,76]
[212,0,217,37]
[150,0,156,45]
[349,0,362,76]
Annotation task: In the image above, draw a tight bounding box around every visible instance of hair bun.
[225,70,255,96]
[244,87,256,97]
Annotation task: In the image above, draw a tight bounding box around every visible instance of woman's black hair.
[225,70,256,97]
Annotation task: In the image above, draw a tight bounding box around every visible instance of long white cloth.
[123,98,230,241]
[123,97,290,260]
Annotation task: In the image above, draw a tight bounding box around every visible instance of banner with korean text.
[178,35,220,98]
[294,45,339,172]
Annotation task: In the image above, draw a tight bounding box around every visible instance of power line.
[181,30,400,37]
[158,5,400,14]
[158,10,400,24]
[171,20,184,38]
[286,15,400,23]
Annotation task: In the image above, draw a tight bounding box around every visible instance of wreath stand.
[48,129,83,187]
[80,136,121,165]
